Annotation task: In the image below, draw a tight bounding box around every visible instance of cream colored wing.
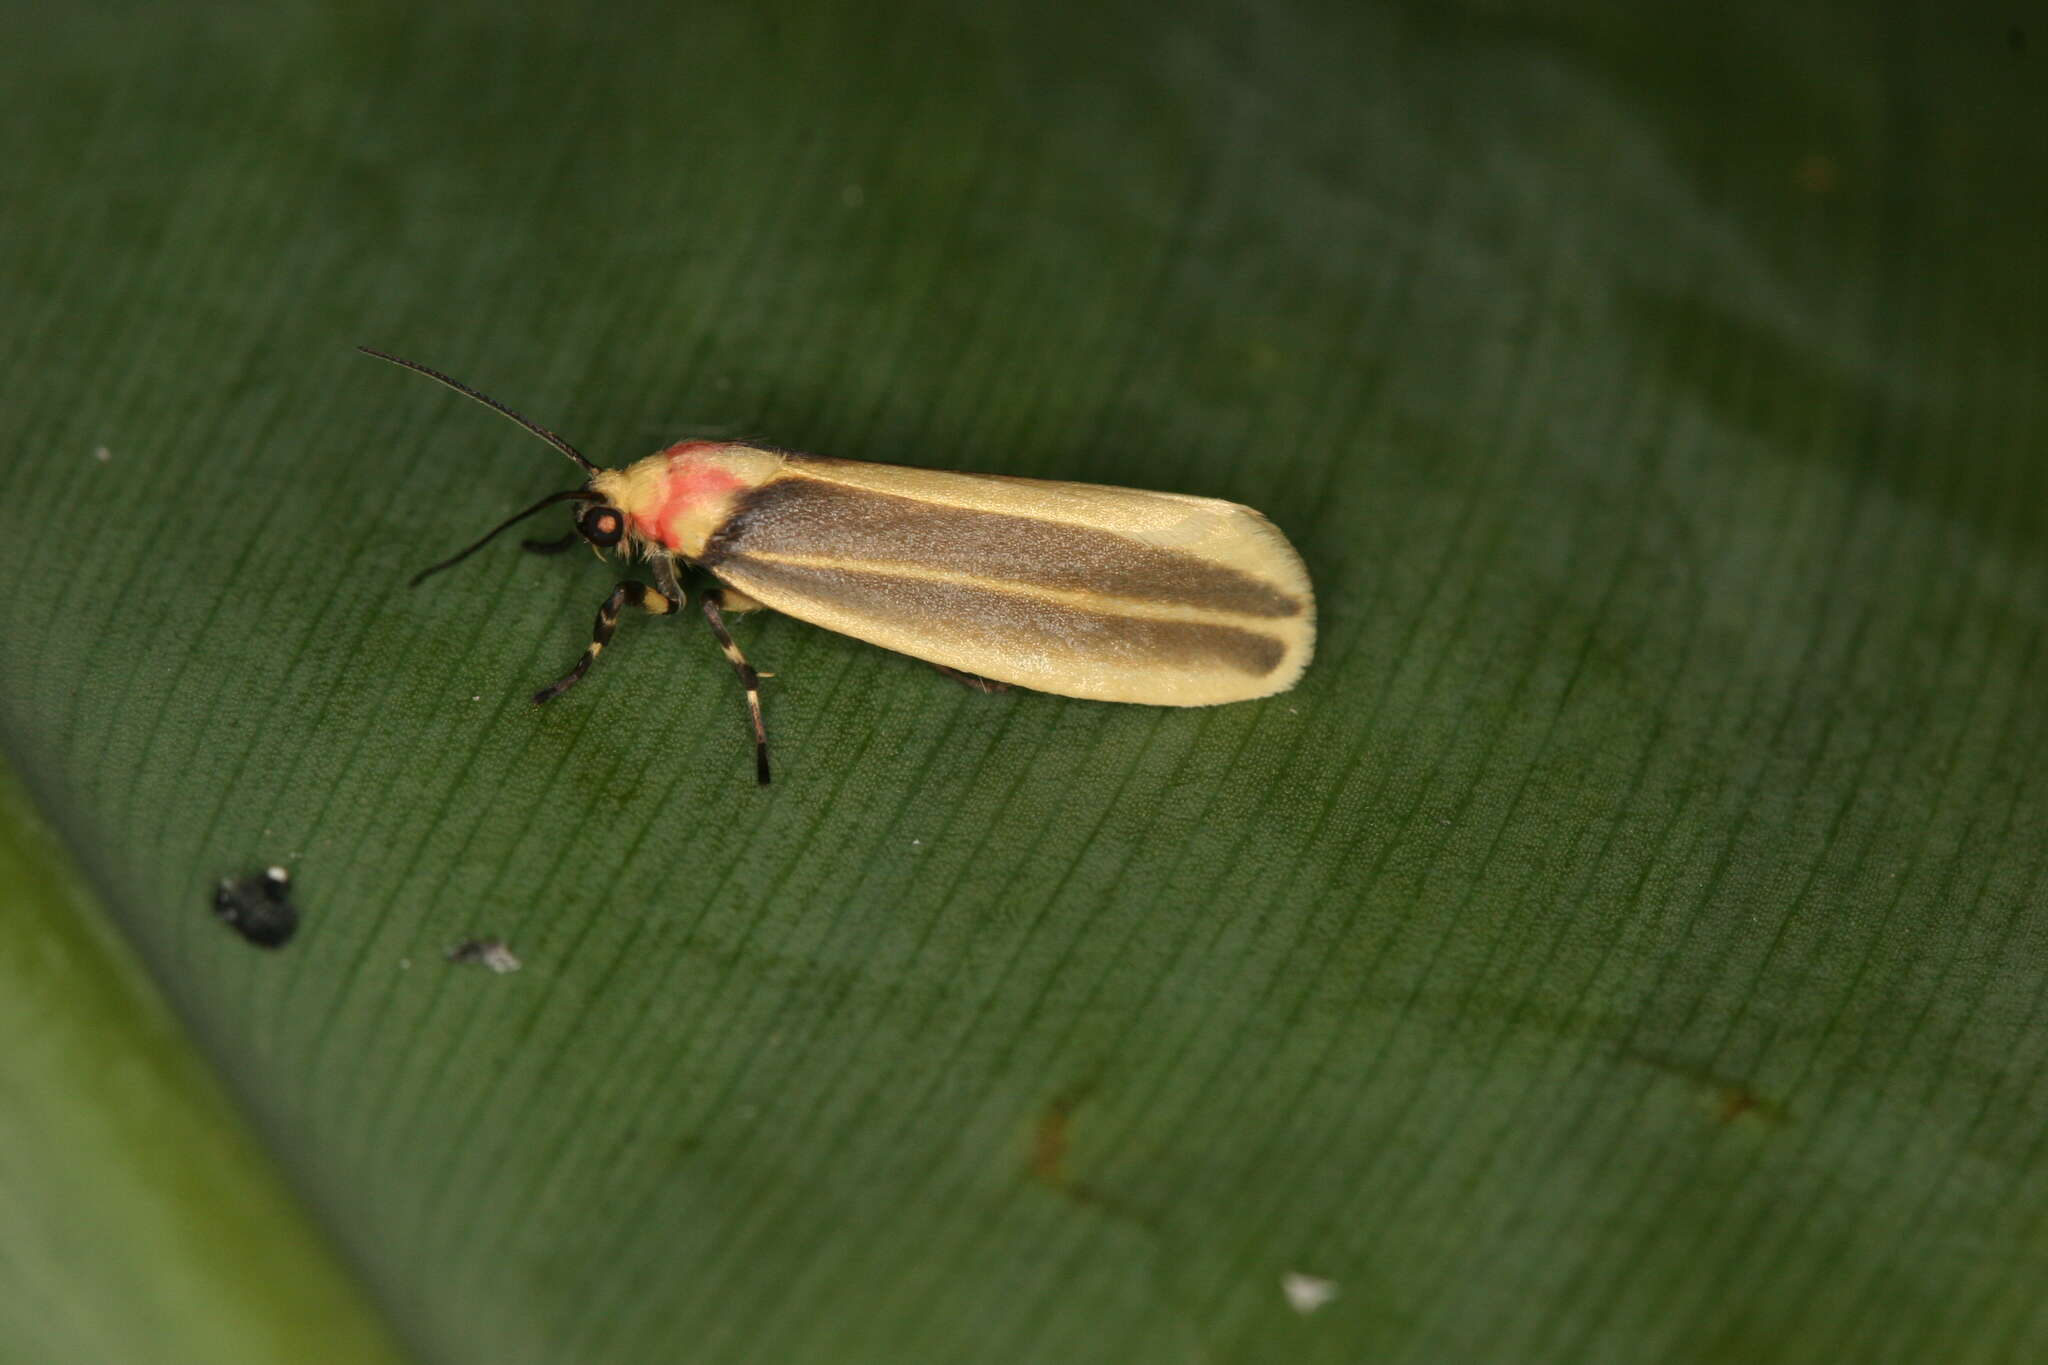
[697,455,1314,705]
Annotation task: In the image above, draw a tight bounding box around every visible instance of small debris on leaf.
[1281,1271,1338,1316]
[447,937,521,973]
[213,865,299,948]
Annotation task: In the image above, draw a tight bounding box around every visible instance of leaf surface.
[2,2,2043,1361]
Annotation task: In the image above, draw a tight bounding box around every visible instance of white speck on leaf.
[1282,1271,1337,1315]
[93,446,111,463]
[447,938,521,973]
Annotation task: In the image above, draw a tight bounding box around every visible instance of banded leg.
[650,553,687,603]
[932,663,1010,694]
[702,589,771,785]
[533,580,677,704]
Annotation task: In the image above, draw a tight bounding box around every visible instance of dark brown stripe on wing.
[701,475,1303,618]
[719,557,1288,677]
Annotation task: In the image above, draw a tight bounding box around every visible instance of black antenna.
[410,488,599,587]
[358,345,601,474]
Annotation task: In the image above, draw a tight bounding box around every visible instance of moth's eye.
[581,506,625,547]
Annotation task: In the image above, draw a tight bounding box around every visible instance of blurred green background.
[3,1,2044,1361]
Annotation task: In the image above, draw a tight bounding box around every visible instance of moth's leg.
[714,585,769,613]
[650,553,687,604]
[701,588,771,785]
[532,580,677,704]
[520,531,579,555]
[931,664,1010,694]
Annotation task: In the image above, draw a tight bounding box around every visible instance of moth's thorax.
[591,441,785,559]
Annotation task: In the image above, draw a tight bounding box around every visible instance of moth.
[363,348,1314,784]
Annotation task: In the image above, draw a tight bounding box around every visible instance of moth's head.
[575,498,629,558]
[586,456,669,554]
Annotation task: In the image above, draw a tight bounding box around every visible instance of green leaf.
[4,1,2044,1361]
[0,762,406,1364]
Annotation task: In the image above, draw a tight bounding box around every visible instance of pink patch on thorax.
[634,442,744,550]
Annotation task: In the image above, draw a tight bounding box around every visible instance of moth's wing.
[698,456,1314,705]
